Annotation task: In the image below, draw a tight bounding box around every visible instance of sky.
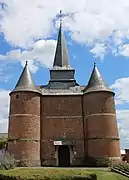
[0,0,129,150]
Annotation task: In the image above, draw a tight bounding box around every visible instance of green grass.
[0,168,128,180]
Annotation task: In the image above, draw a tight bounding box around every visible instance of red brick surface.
[88,139,120,157]
[9,92,40,115]
[83,92,116,114]
[41,95,84,166]
[8,141,40,160]
[8,90,121,167]
[87,115,119,137]
[83,91,120,158]
[8,92,41,166]
[42,96,82,116]
[8,115,40,139]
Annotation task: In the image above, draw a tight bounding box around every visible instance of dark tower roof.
[11,61,40,94]
[48,11,78,89]
[53,18,69,67]
[84,63,113,94]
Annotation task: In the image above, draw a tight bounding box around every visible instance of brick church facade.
[8,21,121,167]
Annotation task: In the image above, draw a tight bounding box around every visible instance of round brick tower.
[8,61,41,167]
[83,63,120,160]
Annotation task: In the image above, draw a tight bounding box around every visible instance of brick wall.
[41,95,84,166]
[8,90,121,167]
[8,91,41,166]
[83,91,120,158]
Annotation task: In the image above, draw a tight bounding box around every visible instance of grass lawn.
[0,167,128,180]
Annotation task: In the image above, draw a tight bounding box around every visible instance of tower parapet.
[8,61,41,166]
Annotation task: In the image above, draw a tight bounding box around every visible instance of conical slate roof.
[11,61,40,94]
[53,21,69,67]
[84,63,113,94]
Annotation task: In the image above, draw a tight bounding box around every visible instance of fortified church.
[8,16,121,167]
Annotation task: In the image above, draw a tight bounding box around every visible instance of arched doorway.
[58,146,70,167]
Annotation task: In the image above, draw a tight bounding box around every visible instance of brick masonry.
[8,92,41,166]
[41,95,84,166]
[83,91,120,158]
[8,90,121,167]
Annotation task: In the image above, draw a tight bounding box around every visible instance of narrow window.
[16,94,19,99]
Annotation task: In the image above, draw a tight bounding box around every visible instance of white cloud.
[0,89,10,133]
[1,0,129,60]
[116,109,129,149]
[118,44,129,57]
[90,43,107,60]
[0,0,85,48]
[0,39,57,73]
[110,77,129,105]
[0,0,56,48]
[63,0,129,53]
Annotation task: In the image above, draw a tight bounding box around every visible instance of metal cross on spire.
[56,10,77,23]
[59,10,62,23]
[56,10,65,29]
[53,10,70,67]
[56,10,68,23]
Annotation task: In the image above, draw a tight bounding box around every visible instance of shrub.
[0,140,7,150]
[96,157,110,167]
[83,156,97,167]
[0,174,97,180]
[0,151,16,170]
[83,156,110,167]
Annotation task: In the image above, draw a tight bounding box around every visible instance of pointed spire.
[84,63,113,94]
[11,61,40,94]
[53,10,69,67]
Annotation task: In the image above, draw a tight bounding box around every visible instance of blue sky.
[0,0,129,150]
